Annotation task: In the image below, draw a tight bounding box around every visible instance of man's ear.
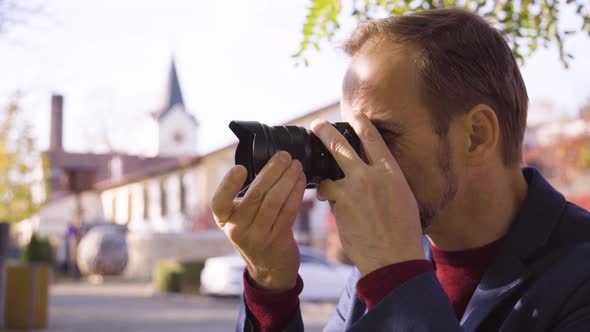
[462,104,499,166]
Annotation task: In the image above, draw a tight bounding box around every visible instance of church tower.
[149,58,199,156]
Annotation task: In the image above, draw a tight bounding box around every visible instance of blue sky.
[0,0,589,155]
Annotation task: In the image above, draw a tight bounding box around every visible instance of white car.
[200,246,353,301]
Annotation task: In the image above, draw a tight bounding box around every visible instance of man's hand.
[311,113,425,276]
[211,151,306,290]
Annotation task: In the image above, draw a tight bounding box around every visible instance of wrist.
[357,251,426,276]
[356,259,433,310]
[247,267,298,291]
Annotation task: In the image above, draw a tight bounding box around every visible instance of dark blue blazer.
[237,168,590,331]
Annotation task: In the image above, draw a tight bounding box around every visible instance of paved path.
[34,281,335,332]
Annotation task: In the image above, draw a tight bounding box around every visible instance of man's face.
[340,40,458,229]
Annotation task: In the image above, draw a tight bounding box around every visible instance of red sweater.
[430,239,502,319]
[244,239,502,332]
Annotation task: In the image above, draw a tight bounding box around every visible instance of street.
[40,280,336,332]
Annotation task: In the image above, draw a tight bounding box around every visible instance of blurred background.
[0,0,589,331]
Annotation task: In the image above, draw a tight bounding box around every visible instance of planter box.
[4,264,50,330]
[0,222,9,329]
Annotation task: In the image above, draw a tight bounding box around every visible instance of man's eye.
[376,128,398,142]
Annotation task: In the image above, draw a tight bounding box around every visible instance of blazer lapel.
[344,297,367,329]
[460,168,567,331]
[343,269,367,330]
[459,250,530,330]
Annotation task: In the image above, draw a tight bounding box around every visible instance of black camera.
[229,121,361,195]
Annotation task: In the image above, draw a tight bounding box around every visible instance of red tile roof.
[47,100,340,196]
[45,150,185,199]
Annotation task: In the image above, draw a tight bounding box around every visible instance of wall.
[124,229,234,279]
[14,191,104,244]
[103,102,342,230]
[158,106,199,156]
[100,102,343,276]
[101,170,199,234]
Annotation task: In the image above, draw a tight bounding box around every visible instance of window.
[112,194,117,222]
[173,131,184,143]
[160,180,168,217]
[143,184,149,219]
[179,175,186,214]
[184,171,198,215]
[127,191,133,223]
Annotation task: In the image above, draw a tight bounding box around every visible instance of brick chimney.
[50,94,63,151]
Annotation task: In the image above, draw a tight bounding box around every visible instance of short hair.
[343,8,528,166]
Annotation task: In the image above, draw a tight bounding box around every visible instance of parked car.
[200,246,353,301]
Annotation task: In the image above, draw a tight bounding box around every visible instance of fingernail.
[234,166,247,179]
[276,151,291,162]
[311,119,327,131]
[291,159,302,171]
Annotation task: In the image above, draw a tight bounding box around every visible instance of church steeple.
[165,59,185,110]
[148,56,199,157]
[154,58,193,121]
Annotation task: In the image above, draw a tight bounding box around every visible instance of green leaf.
[0,94,45,223]
[528,42,538,51]
[296,0,589,68]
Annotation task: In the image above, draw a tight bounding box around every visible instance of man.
[211,8,590,331]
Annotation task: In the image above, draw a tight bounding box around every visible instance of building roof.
[45,150,181,199]
[281,101,340,126]
[165,59,185,111]
[95,101,340,191]
[44,58,207,201]
[93,155,201,191]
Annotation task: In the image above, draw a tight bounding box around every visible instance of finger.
[316,178,343,202]
[311,119,363,175]
[235,151,292,222]
[211,165,248,224]
[252,160,304,232]
[271,172,307,234]
[347,112,395,168]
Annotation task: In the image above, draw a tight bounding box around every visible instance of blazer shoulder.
[551,202,590,245]
[551,241,590,287]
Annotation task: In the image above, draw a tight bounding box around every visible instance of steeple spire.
[165,58,185,110]
[152,56,197,127]
[148,55,199,156]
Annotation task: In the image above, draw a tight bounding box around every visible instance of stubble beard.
[417,134,458,230]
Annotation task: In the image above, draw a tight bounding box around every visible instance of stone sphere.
[77,225,128,276]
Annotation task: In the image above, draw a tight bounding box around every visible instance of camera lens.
[229,121,361,196]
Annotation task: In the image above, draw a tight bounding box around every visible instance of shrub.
[21,233,54,265]
[153,259,206,294]
[153,260,183,293]
[179,261,206,294]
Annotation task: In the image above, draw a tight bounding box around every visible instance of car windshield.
[228,247,332,265]
[300,253,328,265]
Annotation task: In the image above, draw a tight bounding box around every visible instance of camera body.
[230,121,361,196]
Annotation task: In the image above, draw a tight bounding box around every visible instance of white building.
[145,59,199,157]
[15,58,342,277]
[94,102,341,277]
